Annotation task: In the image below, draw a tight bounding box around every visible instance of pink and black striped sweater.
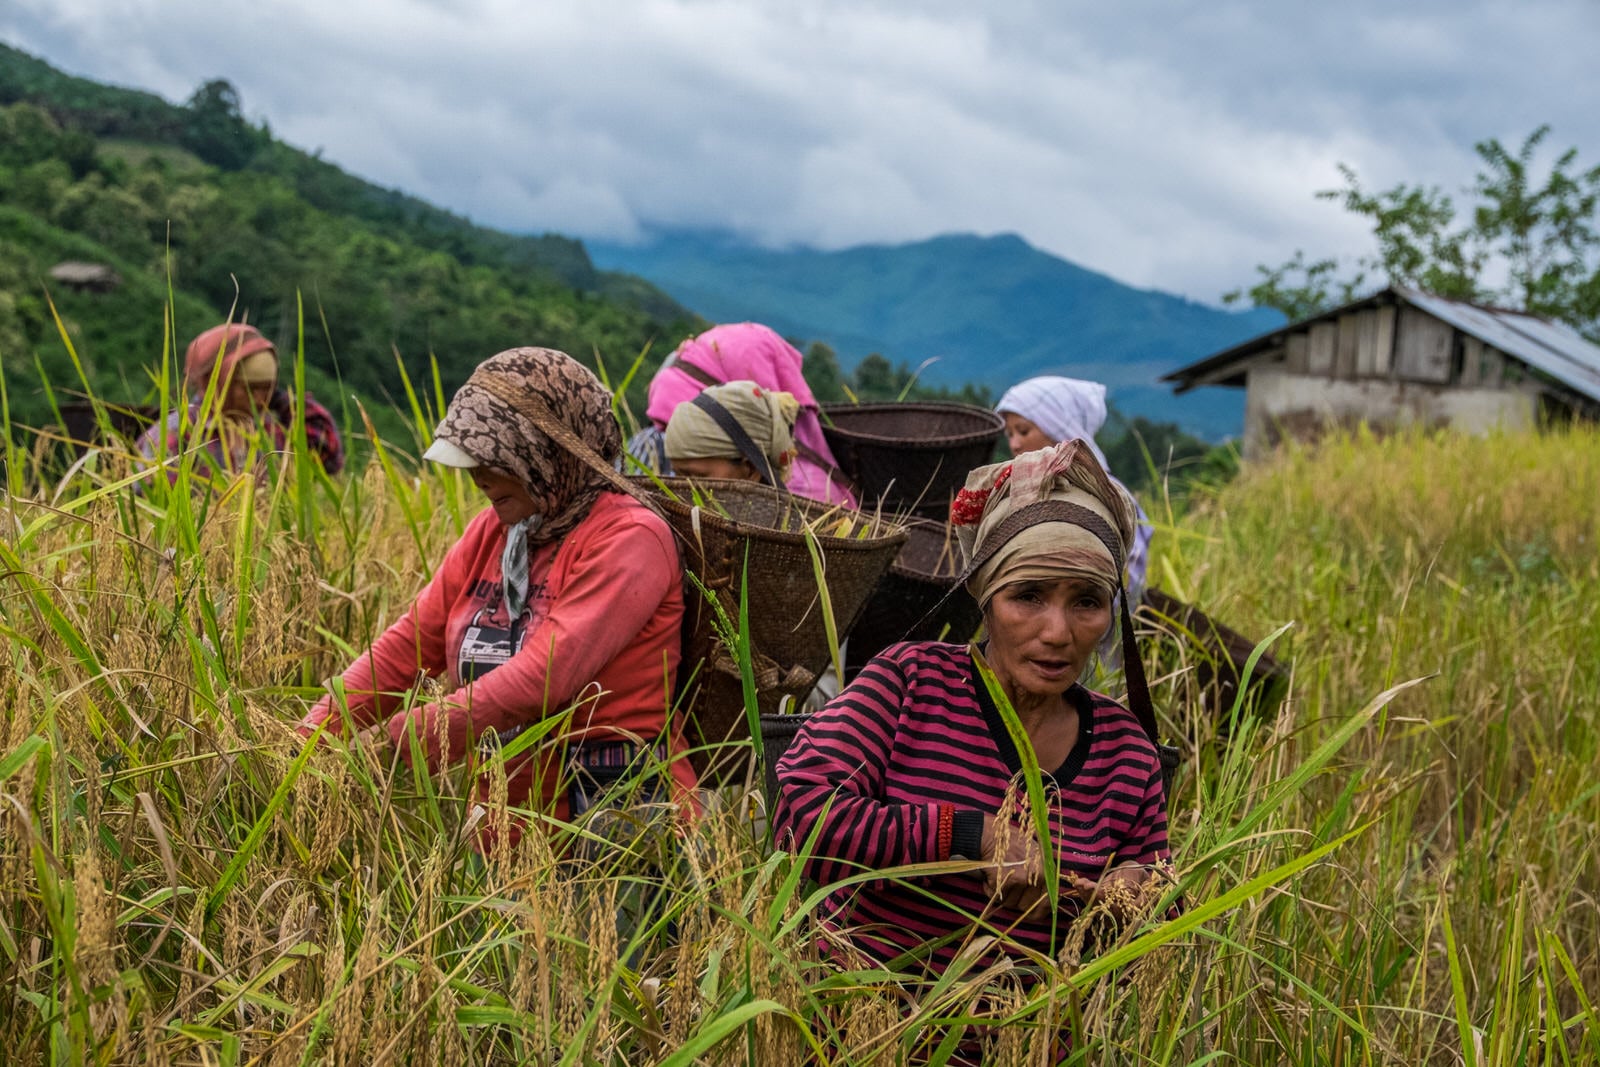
[773,640,1171,972]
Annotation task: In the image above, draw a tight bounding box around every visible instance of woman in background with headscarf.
[665,378,852,707]
[663,380,800,486]
[773,439,1171,979]
[995,376,1151,608]
[626,322,856,506]
[136,322,344,484]
[300,347,694,846]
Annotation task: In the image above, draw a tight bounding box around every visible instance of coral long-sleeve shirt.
[301,492,693,822]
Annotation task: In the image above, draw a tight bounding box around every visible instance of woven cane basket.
[1136,588,1291,736]
[821,402,1004,519]
[637,478,907,777]
[844,517,983,674]
[56,402,160,457]
[757,712,809,812]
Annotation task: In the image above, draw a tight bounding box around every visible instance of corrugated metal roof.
[1164,285,1600,406]
[1396,287,1600,403]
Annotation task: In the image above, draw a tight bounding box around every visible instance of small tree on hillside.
[1226,127,1600,339]
[183,79,263,170]
[801,340,847,403]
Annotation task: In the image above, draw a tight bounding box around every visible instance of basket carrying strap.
[471,377,662,515]
[671,358,723,390]
[688,392,780,487]
[469,374,771,590]
[471,376,735,638]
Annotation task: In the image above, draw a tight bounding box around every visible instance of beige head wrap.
[235,350,279,384]
[951,439,1137,610]
[663,379,799,482]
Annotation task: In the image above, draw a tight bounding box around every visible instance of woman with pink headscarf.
[625,323,856,507]
[135,322,344,485]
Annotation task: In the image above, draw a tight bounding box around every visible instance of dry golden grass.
[1,407,1597,1063]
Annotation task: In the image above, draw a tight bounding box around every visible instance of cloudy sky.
[4,0,1596,305]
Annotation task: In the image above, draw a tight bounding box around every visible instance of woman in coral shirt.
[300,347,694,845]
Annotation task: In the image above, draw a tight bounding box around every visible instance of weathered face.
[222,375,275,418]
[1002,412,1055,456]
[983,576,1113,700]
[470,467,539,525]
[670,455,761,482]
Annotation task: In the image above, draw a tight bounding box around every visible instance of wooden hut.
[1162,287,1600,458]
[48,261,122,293]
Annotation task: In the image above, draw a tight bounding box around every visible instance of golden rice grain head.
[71,846,118,997]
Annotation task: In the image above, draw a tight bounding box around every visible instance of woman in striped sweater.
[773,439,1172,975]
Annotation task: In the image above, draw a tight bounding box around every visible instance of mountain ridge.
[590,229,1282,438]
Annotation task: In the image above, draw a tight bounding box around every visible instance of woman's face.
[671,455,760,482]
[222,375,275,418]
[984,577,1113,700]
[1002,412,1055,456]
[471,467,539,525]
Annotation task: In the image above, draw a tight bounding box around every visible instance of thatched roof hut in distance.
[48,261,122,293]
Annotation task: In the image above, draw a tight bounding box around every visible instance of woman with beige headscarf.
[773,439,1173,979]
[627,322,856,505]
[995,375,1151,608]
[299,347,695,849]
[662,380,800,486]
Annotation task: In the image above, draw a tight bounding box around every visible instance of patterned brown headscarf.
[951,439,1137,611]
[433,347,621,547]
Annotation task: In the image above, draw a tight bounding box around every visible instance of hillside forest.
[0,42,1209,488]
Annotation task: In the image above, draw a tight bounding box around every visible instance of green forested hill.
[0,42,1214,483]
[0,42,701,436]
[590,231,1285,440]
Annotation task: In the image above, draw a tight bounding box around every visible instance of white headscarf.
[995,376,1111,468]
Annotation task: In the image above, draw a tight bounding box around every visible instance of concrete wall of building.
[1241,367,1539,459]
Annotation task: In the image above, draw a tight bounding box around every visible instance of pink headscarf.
[647,323,856,506]
[183,323,277,399]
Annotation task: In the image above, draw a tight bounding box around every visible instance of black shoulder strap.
[688,392,780,488]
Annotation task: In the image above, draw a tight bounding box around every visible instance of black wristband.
[950,810,985,860]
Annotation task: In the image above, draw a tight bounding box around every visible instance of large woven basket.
[637,478,907,777]
[845,517,982,674]
[821,402,1003,518]
[54,402,160,456]
[1136,588,1291,735]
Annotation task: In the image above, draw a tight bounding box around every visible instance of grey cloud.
[3,0,1596,303]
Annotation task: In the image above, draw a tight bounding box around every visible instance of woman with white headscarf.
[994,376,1152,609]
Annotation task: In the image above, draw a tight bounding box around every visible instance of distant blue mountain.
[587,231,1282,439]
